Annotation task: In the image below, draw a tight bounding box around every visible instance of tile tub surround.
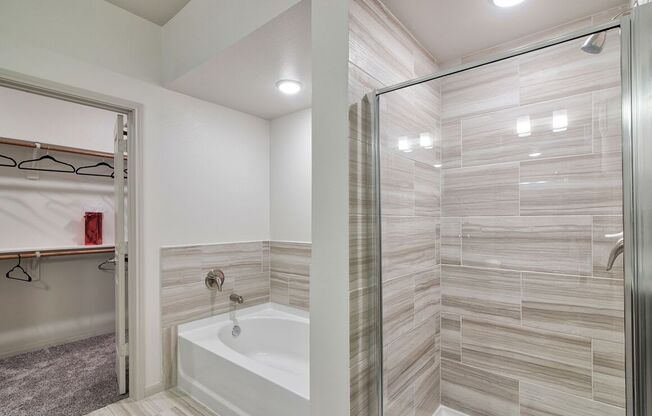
[160,240,311,388]
[437,27,625,416]
[270,241,312,310]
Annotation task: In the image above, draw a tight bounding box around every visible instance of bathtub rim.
[178,302,310,400]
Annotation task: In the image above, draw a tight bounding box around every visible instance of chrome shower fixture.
[581,31,607,54]
[581,9,630,54]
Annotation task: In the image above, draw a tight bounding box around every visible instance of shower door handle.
[606,238,624,271]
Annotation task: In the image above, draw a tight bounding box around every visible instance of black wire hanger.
[76,161,114,178]
[6,254,32,282]
[17,153,76,173]
[0,154,17,167]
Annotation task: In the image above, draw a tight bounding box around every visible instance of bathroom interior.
[0,0,651,415]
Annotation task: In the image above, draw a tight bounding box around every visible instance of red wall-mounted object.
[84,212,103,245]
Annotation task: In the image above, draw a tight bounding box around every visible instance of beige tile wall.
[160,240,310,388]
[438,27,625,416]
[351,2,628,416]
[348,1,442,415]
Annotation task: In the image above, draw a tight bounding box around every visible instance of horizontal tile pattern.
[520,382,625,416]
[442,163,519,217]
[441,59,520,120]
[270,241,311,311]
[462,318,593,397]
[461,216,593,276]
[441,313,461,362]
[518,29,621,104]
[442,265,521,325]
[414,267,440,325]
[382,216,437,281]
[522,272,624,342]
[380,89,440,167]
[461,93,593,167]
[381,151,415,216]
[414,353,440,416]
[593,340,626,408]
[441,119,461,169]
[349,0,415,86]
[161,242,268,328]
[415,162,441,218]
[383,275,415,345]
[520,152,622,216]
[385,320,436,401]
[441,217,461,265]
[441,359,519,416]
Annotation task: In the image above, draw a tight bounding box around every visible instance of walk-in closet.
[0,85,129,416]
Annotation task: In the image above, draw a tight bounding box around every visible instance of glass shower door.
[376,27,626,416]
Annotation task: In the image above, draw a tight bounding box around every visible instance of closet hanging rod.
[0,136,127,160]
[0,247,115,261]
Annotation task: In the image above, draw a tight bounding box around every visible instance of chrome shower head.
[581,31,607,54]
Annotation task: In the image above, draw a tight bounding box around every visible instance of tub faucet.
[230,293,244,304]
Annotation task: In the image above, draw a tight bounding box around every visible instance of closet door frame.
[0,68,146,400]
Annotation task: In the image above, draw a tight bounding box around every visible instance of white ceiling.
[167,0,311,119]
[382,0,626,62]
[105,0,190,25]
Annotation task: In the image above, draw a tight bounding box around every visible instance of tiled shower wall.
[348,0,442,415]
[436,27,625,416]
[351,1,628,416]
[160,240,310,388]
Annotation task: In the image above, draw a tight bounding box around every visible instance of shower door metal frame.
[371,13,648,416]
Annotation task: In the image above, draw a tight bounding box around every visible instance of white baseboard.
[0,319,114,359]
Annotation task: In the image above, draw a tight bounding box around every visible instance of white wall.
[311,0,350,414]
[0,86,119,358]
[0,0,271,391]
[161,0,301,83]
[0,86,117,153]
[270,108,312,242]
[0,256,115,358]
[0,0,161,84]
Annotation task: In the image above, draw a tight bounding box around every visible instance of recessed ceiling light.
[276,79,302,95]
[492,0,525,7]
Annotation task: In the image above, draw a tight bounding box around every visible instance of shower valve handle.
[205,269,225,291]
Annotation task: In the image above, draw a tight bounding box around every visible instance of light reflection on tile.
[461,93,593,167]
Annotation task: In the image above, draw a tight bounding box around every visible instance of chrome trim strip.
[620,13,635,416]
[371,91,384,416]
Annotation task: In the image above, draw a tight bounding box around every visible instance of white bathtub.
[177,303,310,416]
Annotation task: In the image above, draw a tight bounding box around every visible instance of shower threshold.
[434,406,469,416]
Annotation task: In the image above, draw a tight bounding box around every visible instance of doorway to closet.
[0,84,130,416]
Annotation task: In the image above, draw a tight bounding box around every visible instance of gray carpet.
[0,333,127,416]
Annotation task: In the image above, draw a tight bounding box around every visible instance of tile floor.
[86,389,217,416]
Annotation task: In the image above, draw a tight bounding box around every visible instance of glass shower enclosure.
[370,6,652,415]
